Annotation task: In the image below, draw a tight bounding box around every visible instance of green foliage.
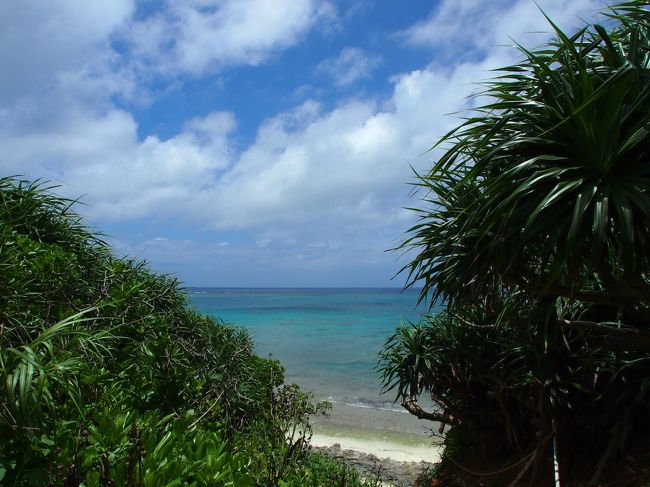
[279,452,381,487]
[245,383,331,485]
[383,3,650,484]
[0,176,356,485]
[402,2,650,313]
[380,308,540,456]
[59,410,253,487]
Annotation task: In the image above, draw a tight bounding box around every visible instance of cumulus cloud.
[0,0,612,283]
[126,0,337,75]
[401,0,602,55]
[0,0,336,108]
[174,48,516,247]
[0,0,337,223]
[2,108,235,220]
[316,47,382,86]
[0,0,135,109]
[1,0,608,229]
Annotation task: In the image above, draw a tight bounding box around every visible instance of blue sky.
[1,0,610,287]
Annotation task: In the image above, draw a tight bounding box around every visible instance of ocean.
[188,287,439,442]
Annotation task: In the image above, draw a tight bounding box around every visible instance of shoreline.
[308,399,443,484]
[310,399,443,463]
[311,432,442,463]
[311,439,440,486]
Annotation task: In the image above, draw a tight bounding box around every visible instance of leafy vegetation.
[0,176,372,486]
[381,2,650,485]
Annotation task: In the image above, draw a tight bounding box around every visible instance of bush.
[382,3,650,484]
[0,176,340,486]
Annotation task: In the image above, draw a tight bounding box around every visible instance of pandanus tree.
[404,2,650,333]
[381,2,650,485]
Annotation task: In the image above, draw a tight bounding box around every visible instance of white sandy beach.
[311,432,442,463]
[310,399,443,463]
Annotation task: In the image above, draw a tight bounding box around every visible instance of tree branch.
[557,319,650,351]
[400,397,455,425]
[518,279,648,321]
[556,319,644,337]
[450,312,496,329]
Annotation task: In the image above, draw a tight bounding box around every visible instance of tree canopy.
[403,2,650,324]
[382,3,650,485]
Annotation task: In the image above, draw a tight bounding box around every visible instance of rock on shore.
[313,443,436,486]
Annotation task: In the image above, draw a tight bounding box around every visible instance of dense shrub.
[0,177,368,486]
[381,3,650,485]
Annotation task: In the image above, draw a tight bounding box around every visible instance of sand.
[309,399,443,463]
[311,432,442,463]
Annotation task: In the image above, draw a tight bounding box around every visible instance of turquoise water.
[188,288,430,411]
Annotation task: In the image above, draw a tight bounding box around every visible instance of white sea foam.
[327,398,408,414]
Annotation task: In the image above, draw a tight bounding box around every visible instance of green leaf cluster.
[381,2,650,484]
[0,176,362,486]
[403,2,650,311]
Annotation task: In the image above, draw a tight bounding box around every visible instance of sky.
[1,0,612,287]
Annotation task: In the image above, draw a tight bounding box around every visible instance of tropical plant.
[278,451,382,487]
[0,176,350,485]
[383,2,650,485]
[0,311,113,485]
[246,382,331,485]
[402,2,650,331]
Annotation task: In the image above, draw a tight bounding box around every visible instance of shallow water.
[188,287,439,438]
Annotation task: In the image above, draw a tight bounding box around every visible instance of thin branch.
[557,319,650,351]
[450,312,497,329]
[401,397,455,425]
[188,394,223,429]
[556,319,645,337]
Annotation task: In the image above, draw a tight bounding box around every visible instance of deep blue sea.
[187,287,430,411]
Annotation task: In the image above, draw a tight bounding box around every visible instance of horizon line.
[183,285,424,290]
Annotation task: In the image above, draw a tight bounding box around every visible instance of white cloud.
[2,108,235,220]
[0,0,338,222]
[0,0,336,111]
[126,0,337,75]
[189,51,511,238]
[0,0,136,108]
[401,0,602,54]
[316,47,382,86]
[0,0,613,285]
[177,0,609,240]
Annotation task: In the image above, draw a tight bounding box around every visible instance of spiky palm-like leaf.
[0,309,112,434]
[402,3,650,317]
